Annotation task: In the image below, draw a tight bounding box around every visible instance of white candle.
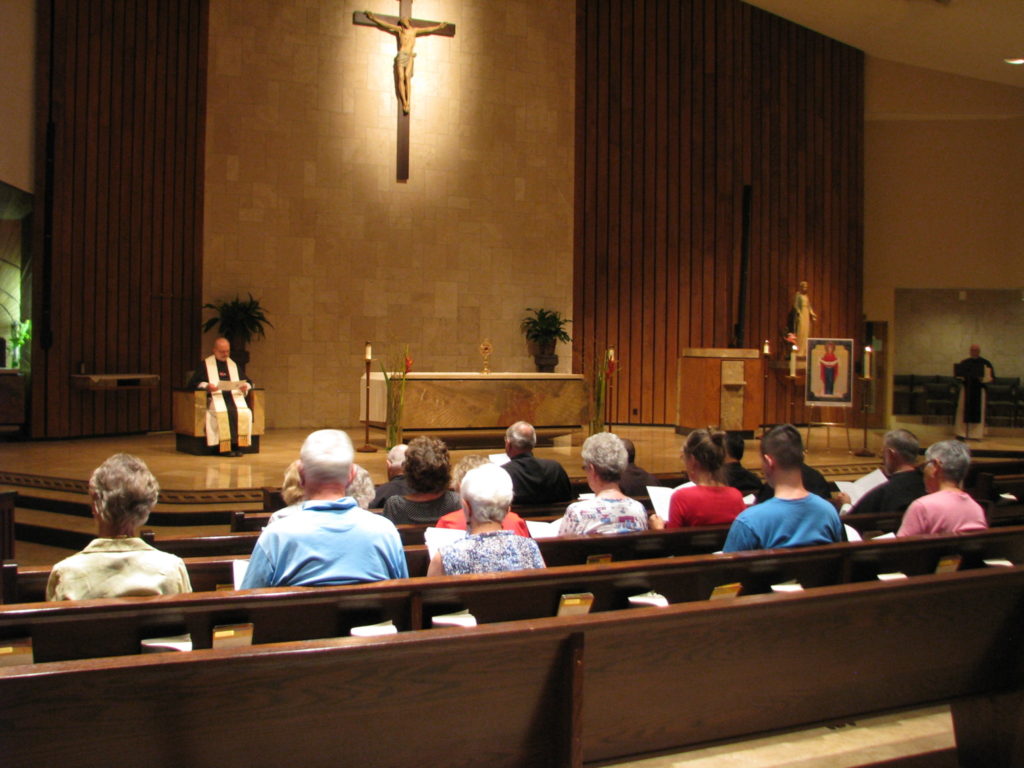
[789,345,797,377]
[864,346,873,380]
[762,339,770,356]
[365,342,372,361]
[608,347,616,363]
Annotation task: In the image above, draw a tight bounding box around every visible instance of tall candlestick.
[364,342,372,361]
[789,345,797,377]
[762,339,770,356]
[864,346,873,380]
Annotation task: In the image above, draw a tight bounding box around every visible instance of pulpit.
[676,349,764,434]
[173,389,265,455]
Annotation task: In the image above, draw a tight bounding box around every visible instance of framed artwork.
[805,338,854,407]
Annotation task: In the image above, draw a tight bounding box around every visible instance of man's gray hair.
[386,443,408,471]
[925,439,971,485]
[89,453,160,529]
[581,432,627,482]
[505,421,537,451]
[300,429,354,488]
[884,429,920,464]
[460,464,514,525]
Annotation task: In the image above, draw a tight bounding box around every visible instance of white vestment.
[203,355,252,451]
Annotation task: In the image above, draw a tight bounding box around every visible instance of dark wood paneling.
[32,0,207,438]
[575,0,864,427]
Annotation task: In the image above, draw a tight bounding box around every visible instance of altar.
[359,372,588,436]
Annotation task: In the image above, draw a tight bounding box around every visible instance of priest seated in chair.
[188,337,253,456]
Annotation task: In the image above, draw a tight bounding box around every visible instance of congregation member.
[435,455,530,536]
[270,458,376,523]
[501,420,574,505]
[617,437,662,497]
[897,440,988,537]
[187,337,253,456]
[560,432,656,536]
[667,429,745,528]
[241,429,407,588]
[370,443,410,508]
[754,454,833,504]
[723,432,763,496]
[723,425,844,552]
[47,454,192,600]
[845,429,926,516]
[427,464,545,576]
[382,436,461,524]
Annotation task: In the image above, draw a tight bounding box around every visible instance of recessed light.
[1004,58,1024,65]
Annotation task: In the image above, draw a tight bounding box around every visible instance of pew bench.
[1,566,1021,766]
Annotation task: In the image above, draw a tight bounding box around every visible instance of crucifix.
[353,2,456,182]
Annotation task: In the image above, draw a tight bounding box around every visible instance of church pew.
[0,491,14,561]
[2,566,1022,767]
[4,526,1024,663]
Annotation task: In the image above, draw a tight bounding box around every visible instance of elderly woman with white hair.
[897,440,988,537]
[559,432,656,536]
[427,464,545,576]
[46,453,192,601]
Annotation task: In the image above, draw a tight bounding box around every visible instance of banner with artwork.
[805,338,854,407]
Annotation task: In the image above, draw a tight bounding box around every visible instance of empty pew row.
[1,526,1023,666]
[1,564,1022,767]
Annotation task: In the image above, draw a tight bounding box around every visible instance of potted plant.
[201,294,273,367]
[520,307,571,373]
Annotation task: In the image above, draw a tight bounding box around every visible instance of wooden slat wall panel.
[575,0,865,427]
[31,0,208,438]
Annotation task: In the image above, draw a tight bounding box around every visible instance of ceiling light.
[1004,58,1024,65]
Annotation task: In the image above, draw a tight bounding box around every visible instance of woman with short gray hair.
[897,440,987,536]
[559,432,652,536]
[47,454,192,600]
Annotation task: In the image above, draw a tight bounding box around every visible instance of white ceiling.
[742,0,1024,89]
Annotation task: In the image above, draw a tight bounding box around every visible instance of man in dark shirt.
[847,429,926,516]
[369,444,410,509]
[617,438,661,498]
[500,421,573,506]
[723,432,763,496]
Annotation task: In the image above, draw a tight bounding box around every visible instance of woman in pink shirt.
[668,429,746,528]
[897,440,987,536]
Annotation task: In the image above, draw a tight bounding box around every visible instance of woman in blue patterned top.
[427,464,545,576]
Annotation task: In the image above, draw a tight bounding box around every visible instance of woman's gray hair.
[581,432,627,482]
[348,465,376,509]
[89,453,160,530]
[925,439,971,485]
[460,464,513,525]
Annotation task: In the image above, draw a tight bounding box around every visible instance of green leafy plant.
[520,307,572,347]
[201,294,273,347]
[10,318,31,368]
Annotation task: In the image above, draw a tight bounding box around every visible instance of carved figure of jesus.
[364,12,450,114]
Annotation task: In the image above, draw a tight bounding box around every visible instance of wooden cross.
[354,1,456,182]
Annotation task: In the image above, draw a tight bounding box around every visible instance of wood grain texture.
[31,0,208,438]
[574,0,864,426]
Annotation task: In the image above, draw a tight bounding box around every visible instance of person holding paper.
[435,455,530,536]
[843,429,926,516]
[560,433,657,536]
[188,337,252,456]
[47,454,192,600]
[667,430,745,528]
[241,430,407,588]
[897,440,987,537]
[723,425,843,552]
[427,464,545,576]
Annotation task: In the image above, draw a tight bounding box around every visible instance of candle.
[608,347,616,363]
[762,339,770,356]
[864,346,873,380]
[364,342,372,361]
[789,345,797,377]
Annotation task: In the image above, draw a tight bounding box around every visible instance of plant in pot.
[201,294,273,368]
[520,307,571,373]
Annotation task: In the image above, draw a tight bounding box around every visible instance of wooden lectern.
[172,389,265,455]
[676,349,764,434]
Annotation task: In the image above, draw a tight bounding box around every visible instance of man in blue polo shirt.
[723,424,843,552]
[241,429,408,588]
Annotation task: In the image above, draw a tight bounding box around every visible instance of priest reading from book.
[188,337,253,456]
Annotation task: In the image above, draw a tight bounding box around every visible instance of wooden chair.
[172,388,265,455]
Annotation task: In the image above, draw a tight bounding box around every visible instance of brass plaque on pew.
[212,623,254,649]
[0,637,33,666]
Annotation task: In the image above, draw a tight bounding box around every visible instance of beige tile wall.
[204,0,575,429]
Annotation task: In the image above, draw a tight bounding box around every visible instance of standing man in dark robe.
[188,338,253,456]
[956,344,994,440]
